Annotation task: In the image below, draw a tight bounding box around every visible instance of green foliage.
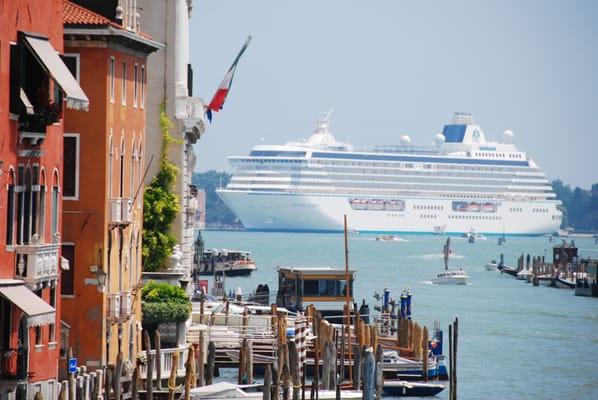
[192,170,242,228]
[142,103,182,271]
[142,280,189,303]
[141,281,191,324]
[552,180,598,231]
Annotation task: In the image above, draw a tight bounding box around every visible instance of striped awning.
[0,284,55,327]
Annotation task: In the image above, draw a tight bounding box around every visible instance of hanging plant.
[142,103,183,271]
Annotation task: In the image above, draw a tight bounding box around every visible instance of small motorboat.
[555,274,575,289]
[382,380,446,397]
[485,260,498,271]
[498,264,518,277]
[376,235,406,242]
[432,270,470,285]
[517,269,533,281]
[433,238,469,285]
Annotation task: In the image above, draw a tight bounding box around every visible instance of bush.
[141,281,191,325]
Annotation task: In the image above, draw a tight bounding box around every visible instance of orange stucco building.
[60,0,161,369]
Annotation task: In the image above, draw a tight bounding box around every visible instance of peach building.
[60,0,160,369]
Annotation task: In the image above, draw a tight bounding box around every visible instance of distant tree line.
[192,171,598,232]
[551,180,598,232]
[192,170,241,228]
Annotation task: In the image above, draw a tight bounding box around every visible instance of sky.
[190,0,598,189]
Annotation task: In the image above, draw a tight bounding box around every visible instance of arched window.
[129,231,135,289]
[136,230,141,277]
[120,134,125,197]
[137,139,143,208]
[38,168,47,242]
[5,167,16,245]
[130,136,136,200]
[22,167,32,244]
[128,321,135,362]
[30,165,39,240]
[108,133,114,198]
[51,169,60,241]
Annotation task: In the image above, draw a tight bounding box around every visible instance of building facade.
[60,0,160,369]
[0,1,89,399]
[140,0,205,276]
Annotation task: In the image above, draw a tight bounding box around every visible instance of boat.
[188,382,362,399]
[382,380,446,397]
[217,112,562,235]
[555,274,575,289]
[382,351,440,379]
[498,264,518,277]
[516,269,533,280]
[485,260,498,271]
[376,235,405,242]
[432,270,470,285]
[198,249,257,277]
[575,260,598,297]
[432,238,470,285]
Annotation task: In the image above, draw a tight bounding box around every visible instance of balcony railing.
[138,346,188,380]
[109,197,133,226]
[14,243,60,285]
[18,103,62,146]
[0,348,28,380]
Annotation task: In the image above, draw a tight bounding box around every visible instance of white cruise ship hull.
[217,190,560,235]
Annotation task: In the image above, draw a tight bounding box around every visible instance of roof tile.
[63,0,111,26]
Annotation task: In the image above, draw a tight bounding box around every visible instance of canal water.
[201,231,598,399]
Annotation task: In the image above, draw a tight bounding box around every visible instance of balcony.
[120,291,132,319]
[107,292,121,321]
[0,348,28,381]
[175,95,205,144]
[109,197,133,226]
[18,103,62,146]
[14,243,60,287]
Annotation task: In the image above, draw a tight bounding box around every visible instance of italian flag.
[207,35,252,121]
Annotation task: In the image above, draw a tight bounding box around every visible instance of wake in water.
[407,253,465,259]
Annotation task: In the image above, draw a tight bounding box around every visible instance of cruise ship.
[217,112,562,235]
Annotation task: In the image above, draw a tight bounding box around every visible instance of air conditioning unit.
[120,291,132,317]
[121,198,133,225]
[109,198,122,225]
[107,292,121,320]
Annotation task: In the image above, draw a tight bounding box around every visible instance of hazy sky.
[190,0,598,189]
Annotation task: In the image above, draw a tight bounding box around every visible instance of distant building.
[0,0,89,399]
[140,0,206,275]
[60,0,161,370]
[195,188,206,230]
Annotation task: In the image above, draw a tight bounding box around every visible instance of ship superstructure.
[217,112,562,235]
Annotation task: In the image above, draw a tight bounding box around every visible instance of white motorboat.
[485,261,498,271]
[516,269,533,280]
[432,270,470,285]
[433,238,470,285]
[188,382,362,399]
[376,235,407,242]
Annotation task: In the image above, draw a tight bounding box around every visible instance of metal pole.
[343,214,352,384]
